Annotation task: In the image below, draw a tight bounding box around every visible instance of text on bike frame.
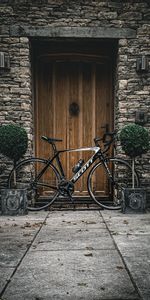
[61,146,100,183]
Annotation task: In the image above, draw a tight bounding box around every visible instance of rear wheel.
[8,158,60,211]
[88,158,139,210]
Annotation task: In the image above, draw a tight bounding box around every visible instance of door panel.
[35,56,113,197]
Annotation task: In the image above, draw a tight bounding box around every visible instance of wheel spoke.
[88,158,139,210]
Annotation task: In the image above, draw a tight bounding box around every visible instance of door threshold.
[34,195,111,210]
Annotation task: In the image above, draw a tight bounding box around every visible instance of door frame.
[32,40,117,198]
[32,39,117,147]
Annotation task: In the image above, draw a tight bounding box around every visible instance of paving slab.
[46,210,106,228]
[31,211,114,251]
[0,210,141,300]
[2,249,138,300]
[31,227,115,251]
[0,211,48,297]
[101,210,150,300]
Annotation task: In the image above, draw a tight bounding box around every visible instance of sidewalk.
[0,209,149,300]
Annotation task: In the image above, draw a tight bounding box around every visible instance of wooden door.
[35,55,113,197]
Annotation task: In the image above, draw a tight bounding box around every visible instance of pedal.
[67,191,74,203]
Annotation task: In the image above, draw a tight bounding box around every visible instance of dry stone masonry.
[0,0,150,201]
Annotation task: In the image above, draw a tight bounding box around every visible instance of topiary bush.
[0,124,28,165]
[120,124,150,158]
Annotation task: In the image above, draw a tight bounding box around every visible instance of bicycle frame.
[40,146,101,184]
[64,147,100,183]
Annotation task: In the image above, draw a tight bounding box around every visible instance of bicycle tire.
[87,158,140,210]
[8,158,61,211]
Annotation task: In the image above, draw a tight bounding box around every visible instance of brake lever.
[102,131,116,143]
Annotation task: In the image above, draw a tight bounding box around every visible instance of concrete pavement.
[0,209,149,300]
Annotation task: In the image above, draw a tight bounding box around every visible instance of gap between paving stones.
[0,212,49,298]
[101,210,150,300]
[100,211,142,300]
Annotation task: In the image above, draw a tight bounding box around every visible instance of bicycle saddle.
[41,136,63,143]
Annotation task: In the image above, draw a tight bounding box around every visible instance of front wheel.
[88,158,139,210]
[8,158,61,211]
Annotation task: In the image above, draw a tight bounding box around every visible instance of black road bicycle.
[8,132,139,211]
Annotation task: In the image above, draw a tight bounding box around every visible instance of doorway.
[33,40,116,198]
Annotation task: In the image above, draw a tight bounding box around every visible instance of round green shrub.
[120,124,150,158]
[0,124,28,163]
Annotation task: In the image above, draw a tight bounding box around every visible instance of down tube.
[71,154,97,183]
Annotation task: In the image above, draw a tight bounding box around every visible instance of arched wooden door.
[34,54,113,198]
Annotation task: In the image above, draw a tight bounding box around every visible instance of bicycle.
[8,132,139,211]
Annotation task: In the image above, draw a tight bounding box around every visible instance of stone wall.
[0,1,150,194]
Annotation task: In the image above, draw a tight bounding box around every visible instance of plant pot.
[121,188,147,214]
[0,189,28,215]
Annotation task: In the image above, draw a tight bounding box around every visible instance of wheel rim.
[8,159,60,210]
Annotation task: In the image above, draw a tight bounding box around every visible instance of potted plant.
[0,124,28,215]
[119,123,150,213]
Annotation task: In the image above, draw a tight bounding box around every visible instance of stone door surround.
[9,25,136,39]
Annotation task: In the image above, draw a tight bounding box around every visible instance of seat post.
[51,142,65,178]
[51,142,57,155]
